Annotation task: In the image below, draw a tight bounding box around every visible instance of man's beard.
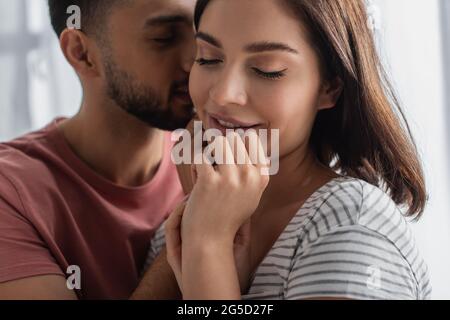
[103,58,194,131]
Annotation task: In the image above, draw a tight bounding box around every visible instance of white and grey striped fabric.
[145,176,431,300]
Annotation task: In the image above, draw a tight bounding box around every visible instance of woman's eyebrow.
[196,32,298,55]
[245,42,299,54]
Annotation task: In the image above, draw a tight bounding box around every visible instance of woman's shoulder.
[296,175,417,251]
[297,176,407,238]
[286,176,431,299]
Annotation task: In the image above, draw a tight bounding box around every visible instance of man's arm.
[130,247,181,300]
[0,275,78,300]
[0,248,180,300]
[132,119,197,300]
[0,186,77,300]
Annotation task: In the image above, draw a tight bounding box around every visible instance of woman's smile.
[206,112,265,134]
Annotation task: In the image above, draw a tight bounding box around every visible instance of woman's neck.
[259,142,339,213]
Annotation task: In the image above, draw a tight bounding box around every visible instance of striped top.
[145,176,432,300]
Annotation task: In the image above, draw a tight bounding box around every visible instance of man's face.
[101,0,196,131]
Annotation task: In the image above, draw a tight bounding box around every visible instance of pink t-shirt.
[0,118,184,299]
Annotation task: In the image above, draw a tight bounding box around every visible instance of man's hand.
[175,118,199,195]
[130,247,181,300]
[165,201,187,293]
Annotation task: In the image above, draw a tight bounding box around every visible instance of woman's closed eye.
[252,67,287,80]
[196,58,287,80]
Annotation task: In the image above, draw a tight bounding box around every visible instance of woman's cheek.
[254,83,317,156]
[253,85,297,128]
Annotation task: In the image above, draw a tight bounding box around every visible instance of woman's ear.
[59,29,102,78]
[317,77,344,111]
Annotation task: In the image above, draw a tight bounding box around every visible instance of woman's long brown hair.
[194,0,427,219]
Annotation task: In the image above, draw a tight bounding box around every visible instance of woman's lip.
[208,112,261,128]
[207,114,262,135]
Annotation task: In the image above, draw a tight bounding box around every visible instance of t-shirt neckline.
[264,176,349,257]
[46,117,173,198]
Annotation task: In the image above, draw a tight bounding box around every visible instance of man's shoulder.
[1,123,56,168]
[0,122,62,202]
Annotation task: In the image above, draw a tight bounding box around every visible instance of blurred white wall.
[375,0,450,299]
[26,0,81,130]
[0,0,80,141]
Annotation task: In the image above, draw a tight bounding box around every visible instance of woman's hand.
[166,203,255,296]
[233,219,254,294]
[182,131,269,243]
[179,131,269,299]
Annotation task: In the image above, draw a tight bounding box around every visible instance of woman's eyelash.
[195,58,286,80]
[252,68,287,80]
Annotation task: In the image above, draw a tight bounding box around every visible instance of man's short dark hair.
[48,0,122,37]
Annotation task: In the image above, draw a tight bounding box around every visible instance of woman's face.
[189,0,338,157]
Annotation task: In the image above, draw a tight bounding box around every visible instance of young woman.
[144,0,431,300]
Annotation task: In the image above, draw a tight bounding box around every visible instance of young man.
[0,0,196,299]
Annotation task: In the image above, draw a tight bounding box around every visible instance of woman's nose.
[209,68,248,107]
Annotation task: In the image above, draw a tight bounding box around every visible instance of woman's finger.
[253,131,270,170]
[191,164,198,186]
[194,154,216,181]
[228,132,250,167]
[193,133,214,177]
[214,135,237,176]
[244,130,264,167]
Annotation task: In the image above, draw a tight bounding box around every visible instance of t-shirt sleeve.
[285,225,418,300]
[0,176,63,283]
